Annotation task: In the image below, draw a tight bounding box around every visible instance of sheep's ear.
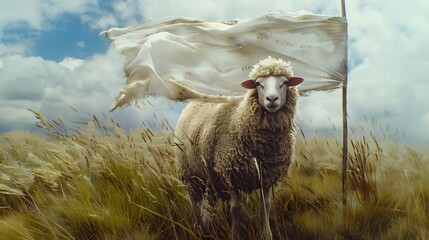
[288,77,304,86]
[241,79,257,89]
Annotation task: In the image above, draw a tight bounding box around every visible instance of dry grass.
[0,110,428,239]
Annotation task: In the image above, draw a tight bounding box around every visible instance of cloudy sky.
[0,0,428,144]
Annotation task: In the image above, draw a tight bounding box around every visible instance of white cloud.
[92,0,428,143]
[343,0,429,143]
[0,51,181,133]
[40,0,97,18]
[76,41,85,49]
[88,13,119,29]
[0,0,97,30]
[0,106,39,132]
[298,90,342,132]
[0,0,43,29]
[59,57,85,71]
[0,55,63,101]
[1,0,429,143]
[0,0,97,56]
[134,0,340,21]
[0,42,30,56]
[81,0,341,31]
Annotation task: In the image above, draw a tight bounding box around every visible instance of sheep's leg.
[196,200,211,234]
[187,184,210,236]
[200,187,212,234]
[230,189,242,239]
[190,200,204,233]
[261,185,273,240]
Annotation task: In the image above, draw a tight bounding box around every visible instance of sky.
[0,0,428,144]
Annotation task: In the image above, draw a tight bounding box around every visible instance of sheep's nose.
[266,95,278,103]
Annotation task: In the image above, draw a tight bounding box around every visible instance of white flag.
[103,11,347,111]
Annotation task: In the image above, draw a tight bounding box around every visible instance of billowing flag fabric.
[103,11,347,111]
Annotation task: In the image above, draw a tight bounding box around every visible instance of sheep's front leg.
[230,189,242,239]
[187,184,210,236]
[261,186,272,240]
[195,201,211,234]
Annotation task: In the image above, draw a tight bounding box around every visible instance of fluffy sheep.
[175,57,303,239]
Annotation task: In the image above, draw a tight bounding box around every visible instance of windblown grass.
[0,110,428,239]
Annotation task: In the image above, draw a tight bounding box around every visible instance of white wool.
[249,56,293,80]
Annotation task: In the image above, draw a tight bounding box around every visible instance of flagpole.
[340,0,348,210]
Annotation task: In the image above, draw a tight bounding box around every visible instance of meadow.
[0,110,428,239]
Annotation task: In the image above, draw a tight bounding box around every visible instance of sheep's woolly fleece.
[249,56,294,80]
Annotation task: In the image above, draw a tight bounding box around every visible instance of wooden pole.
[340,0,349,210]
[341,0,347,17]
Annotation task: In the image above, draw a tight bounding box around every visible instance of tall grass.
[0,110,428,239]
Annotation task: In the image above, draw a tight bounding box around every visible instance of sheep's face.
[241,75,303,113]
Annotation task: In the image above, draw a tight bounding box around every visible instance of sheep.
[175,57,303,239]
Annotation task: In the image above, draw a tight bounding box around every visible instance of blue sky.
[34,15,108,61]
[3,14,108,61]
[1,0,428,143]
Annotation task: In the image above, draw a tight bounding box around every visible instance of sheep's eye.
[255,82,264,89]
[280,81,288,88]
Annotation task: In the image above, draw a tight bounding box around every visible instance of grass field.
[0,111,428,239]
